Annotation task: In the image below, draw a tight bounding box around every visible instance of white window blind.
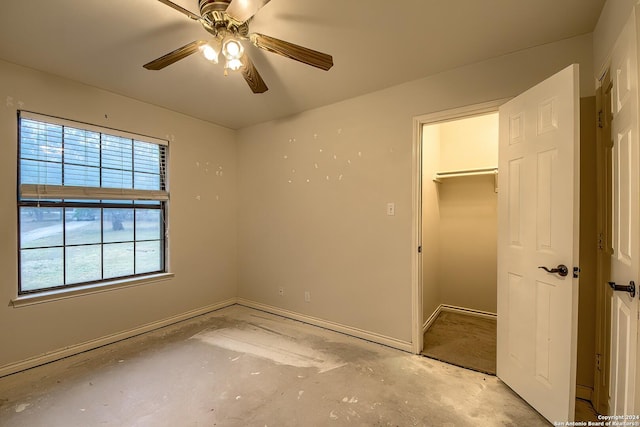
[19,111,168,201]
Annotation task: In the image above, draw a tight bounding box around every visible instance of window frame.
[17,111,169,296]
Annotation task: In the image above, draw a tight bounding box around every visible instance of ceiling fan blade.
[156,0,202,21]
[143,40,207,70]
[226,0,271,23]
[240,55,268,93]
[249,33,333,71]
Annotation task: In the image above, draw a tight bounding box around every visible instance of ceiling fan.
[144,0,334,94]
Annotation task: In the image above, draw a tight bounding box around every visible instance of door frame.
[593,67,613,415]
[410,99,509,354]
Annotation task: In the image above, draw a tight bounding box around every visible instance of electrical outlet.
[278,287,284,296]
[304,291,311,302]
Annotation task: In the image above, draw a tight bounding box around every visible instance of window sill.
[10,273,175,308]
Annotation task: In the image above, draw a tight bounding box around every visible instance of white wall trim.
[411,99,508,355]
[423,304,443,334]
[413,99,511,127]
[11,273,175,308]
[411,113,424,354]
[0,298,237,378]
[237,298,413,353]
[440,304,497,320]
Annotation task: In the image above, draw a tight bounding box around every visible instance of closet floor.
[422,311,497,375]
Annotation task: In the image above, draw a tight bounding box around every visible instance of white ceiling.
[0,0,605,129]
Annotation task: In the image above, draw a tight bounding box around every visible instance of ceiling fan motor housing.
[199,0,248,37]
[199,0,230,16]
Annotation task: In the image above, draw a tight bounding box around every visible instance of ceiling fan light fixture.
[222,37,244,60]
[201,44,219,63]
[225,58,243,71]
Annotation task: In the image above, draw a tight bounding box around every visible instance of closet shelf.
[433,167,499,192]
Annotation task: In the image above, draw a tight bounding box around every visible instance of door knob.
[538,264,569,277]
[608,281,636,298]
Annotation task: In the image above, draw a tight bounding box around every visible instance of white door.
[608,13,639,415]
[497,64,580,423]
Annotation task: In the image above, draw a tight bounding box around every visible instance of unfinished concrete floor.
[0,305,550,426]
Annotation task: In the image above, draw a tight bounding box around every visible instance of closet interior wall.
[421,113,499,324]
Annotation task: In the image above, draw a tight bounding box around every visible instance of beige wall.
[593,0,636,74]
[237,34,594,344]
[438,176,497,313]
[438,114,499,172]
[0,60,238,370]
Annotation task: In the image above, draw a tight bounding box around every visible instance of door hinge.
[418,246,422,253]
[598,110,604,128]
[598,232,604,250]
[595,353,601,371]
[573,267,580,278]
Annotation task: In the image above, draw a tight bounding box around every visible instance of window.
[18,111,168,294]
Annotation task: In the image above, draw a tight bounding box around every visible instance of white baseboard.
[440,304,497,320]
[0,298,237,378]
[576,384,593,401]
[423,304,497,334]
[237,298,413,353]
[423,305,443,334]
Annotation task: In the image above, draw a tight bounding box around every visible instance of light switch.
[387,202,395,216]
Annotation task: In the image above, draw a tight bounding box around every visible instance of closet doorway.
[412,95,599,420]
[420,108,499,374]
